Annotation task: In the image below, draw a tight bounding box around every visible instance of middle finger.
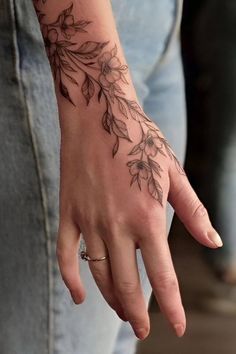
[107,236,150,340]
[140,224,186,337]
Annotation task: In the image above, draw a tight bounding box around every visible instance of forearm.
[33,0,148,151]
[33,0,177,204]
[33,1,139,119]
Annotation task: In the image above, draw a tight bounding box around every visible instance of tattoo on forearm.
[35,2,184,205]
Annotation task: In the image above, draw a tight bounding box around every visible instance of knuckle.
[56,234,73,264]
[136,205,155,223]
[116,281,139,297]
[133,208,161,240]
[56,245,74,268]
[152,271,179,294]
[192,202,208,218]
[96,215,121,241]
[56,245,67,263]
[139,212,153,229]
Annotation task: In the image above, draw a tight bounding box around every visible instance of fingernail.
[174,323,185,337]
[135,328,148,340]
[207,231,223,248]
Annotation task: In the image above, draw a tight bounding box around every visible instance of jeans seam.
[10,2,54,353]
[160,0,183,66]
[143,0,183,86]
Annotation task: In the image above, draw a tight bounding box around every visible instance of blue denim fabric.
[0,0,185,354]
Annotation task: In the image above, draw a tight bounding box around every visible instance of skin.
[33,0,223,340]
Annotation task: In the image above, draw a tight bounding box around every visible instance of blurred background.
[138,1,236,353]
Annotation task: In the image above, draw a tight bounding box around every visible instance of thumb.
[57,220,86,304]
[168,166,223,249]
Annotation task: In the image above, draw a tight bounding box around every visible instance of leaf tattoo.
[35,1,185,205]
[82,74,95,105]
[148,177,163,206]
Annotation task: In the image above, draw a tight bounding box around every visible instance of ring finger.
[81,232,127,321]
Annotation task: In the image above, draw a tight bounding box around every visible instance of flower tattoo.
[35,2,184,205]
[98,46,128,88]
[42,27,58,56]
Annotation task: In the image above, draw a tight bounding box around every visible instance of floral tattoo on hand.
[35,1,184,205]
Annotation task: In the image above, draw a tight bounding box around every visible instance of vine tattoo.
[35,2,184,205]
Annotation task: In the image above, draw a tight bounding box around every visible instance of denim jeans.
[0,0,186,353]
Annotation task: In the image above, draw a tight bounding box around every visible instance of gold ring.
[80,251,109,262]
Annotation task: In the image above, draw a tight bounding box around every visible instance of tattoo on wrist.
[35,2,184,205]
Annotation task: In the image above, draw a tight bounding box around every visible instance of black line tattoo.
[35,2,184,205]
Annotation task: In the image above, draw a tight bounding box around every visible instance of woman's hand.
[33,0,223,340]
[57,102,222,340]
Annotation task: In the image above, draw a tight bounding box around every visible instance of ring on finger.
[80,251,109,262]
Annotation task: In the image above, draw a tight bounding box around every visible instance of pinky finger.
[57,221,86,304]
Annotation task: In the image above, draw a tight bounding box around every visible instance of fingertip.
[169,305,186,338]
[207,230,223,248]
[174,323,185,338]
[135,327,150,340]
[132,313,150,340]
[70,287,86,304]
